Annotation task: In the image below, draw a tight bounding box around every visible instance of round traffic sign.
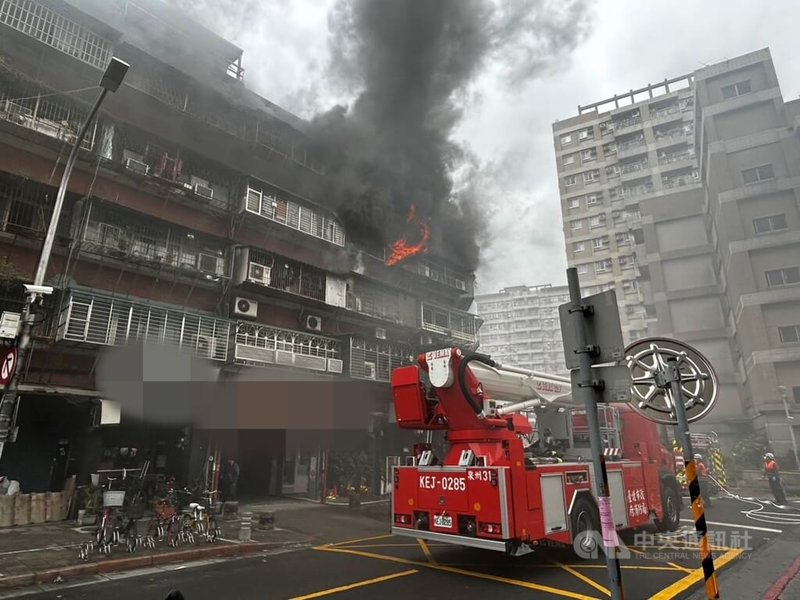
[0,347,17,385]
[623,337,718,425]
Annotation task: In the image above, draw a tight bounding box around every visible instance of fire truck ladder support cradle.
[666,357,720,600]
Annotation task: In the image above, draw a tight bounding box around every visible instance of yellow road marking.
[344,543,449,548]
[417,538,437,565]
[288,569,418,599]
[431,563,690,572]
[648,548,744,600]
[323,534,393,547]
[552,561,611,597]
[315,546,602,600]
[666,562,694,574]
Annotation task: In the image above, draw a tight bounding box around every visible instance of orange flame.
[385,204,431,266]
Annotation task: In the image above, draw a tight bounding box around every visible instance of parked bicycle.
[177,489,222,544]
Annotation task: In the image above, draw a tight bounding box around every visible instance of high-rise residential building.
[0,0,479,500]
[552,74,698,347]
[476,284,569,375]
[552,48,800,458]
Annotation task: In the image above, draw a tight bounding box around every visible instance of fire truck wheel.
[570,495,600,560]
[656,481,681,532]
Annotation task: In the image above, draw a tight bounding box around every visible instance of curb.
[763,555,800,600]
[0,541,295,591]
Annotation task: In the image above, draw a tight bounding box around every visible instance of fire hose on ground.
[704,473,800,526]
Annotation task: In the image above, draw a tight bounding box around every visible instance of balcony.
[662,171,700,189]
[421,302,480,344]
[0,71,95,152]
[655,125,694,146]
[657,149,696,167]
[80,200,229,280]
[111,126,233,212]
[244,182,345,247]
[616,138,647,158]
[0,174,69,239]
[56,290,232,362]
[345,337,413,382]
[234,247,327,303]
[345,280,403,324]
[649,105,682,124]
[611,115,643,134]
[0,0,113,71]
[233,322,342,373]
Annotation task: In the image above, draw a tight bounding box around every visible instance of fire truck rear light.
[394,514,411,525]
[479,523,502,534]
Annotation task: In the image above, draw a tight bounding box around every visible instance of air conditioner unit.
[305,314,322,332]
[234,297,258,319]
[327,358,343,374]
[248,262,271,285]
[198,253,224,275]
[125,158,149,175]
[194,184,214,200]
[375,327,386,340]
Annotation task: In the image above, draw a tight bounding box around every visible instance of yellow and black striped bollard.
[685,457,720,599]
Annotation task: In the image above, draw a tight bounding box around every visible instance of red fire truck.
[390,347,683,557]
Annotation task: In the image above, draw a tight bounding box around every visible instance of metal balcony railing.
[82,202,229,278]
[233,322,341,372]
[421,302,480,342]
[345,290,402,324]
[616,138,646,154]
[0,0,113,70]
[56,290,232,362]
[347,337,412,381]
[650,105,681,122]
[248,248,326,302]
[0,87,96,152]
[620,160,649,175]
[662,173,700,189]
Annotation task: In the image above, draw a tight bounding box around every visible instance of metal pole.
[0,87,108,461]
[779,387,799,470]
[566,268,624,600]
[665,357,719,599]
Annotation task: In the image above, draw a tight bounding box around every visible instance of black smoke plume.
[305,0,494,271]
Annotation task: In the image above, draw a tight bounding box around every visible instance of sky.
[173,0,800,297]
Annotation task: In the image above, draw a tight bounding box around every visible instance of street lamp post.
[778,386,799,470]
[0,57,129,462]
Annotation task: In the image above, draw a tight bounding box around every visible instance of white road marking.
[679,518,782,533]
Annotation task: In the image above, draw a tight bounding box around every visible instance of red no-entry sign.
[0,347,17,385]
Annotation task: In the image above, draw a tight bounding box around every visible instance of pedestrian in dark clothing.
[221,458,240,502]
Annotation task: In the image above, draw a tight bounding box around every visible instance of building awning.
[17,384,101,399]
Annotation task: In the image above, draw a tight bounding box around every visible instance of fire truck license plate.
[433,515,453,528]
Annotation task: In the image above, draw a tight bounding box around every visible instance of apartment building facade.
[552,49,800,458]
[693,49,800,464]
[0,0,479,498]
[476,284,569,376]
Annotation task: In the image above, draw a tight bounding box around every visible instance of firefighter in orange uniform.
[763,452,787,505]
[694,453,712,506]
